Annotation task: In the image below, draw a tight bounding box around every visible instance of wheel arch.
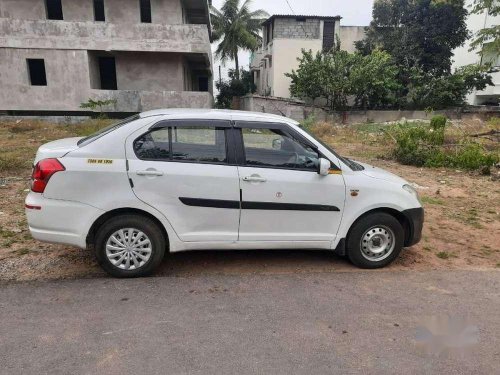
[86,207,169,248]
[345,207,411,246]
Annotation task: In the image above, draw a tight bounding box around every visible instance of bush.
[430,115,447,131]
[390,122,499,171]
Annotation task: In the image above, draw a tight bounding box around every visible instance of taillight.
[31,158,65,193]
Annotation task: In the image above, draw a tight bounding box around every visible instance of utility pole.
[219,65,222,86]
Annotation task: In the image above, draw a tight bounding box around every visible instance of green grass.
[420,196,445,205]
[436,251,456,259]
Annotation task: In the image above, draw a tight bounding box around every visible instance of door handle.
[242,175,267,183]
[136,170,164,176]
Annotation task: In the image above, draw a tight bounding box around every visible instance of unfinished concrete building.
[0,0,213,115]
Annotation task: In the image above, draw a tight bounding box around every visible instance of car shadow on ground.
[155,249,354,277]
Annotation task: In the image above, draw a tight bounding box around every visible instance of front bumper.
[402,207,424,247]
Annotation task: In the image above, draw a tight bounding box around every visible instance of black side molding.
[179,197,239,209]
[179,197,340,212]
[241,201,339,211]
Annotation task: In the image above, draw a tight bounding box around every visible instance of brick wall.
[273,18,320,39]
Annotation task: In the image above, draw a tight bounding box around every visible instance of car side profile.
[25,109,424,277]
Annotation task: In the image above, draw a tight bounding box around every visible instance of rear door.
[235,121,346,243]
[126,119,240,242]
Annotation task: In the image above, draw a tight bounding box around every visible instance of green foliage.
[215,68,256,109]
[299,115,316,132]
[406,64,493,109]
[469,0,500,55]
[357,0,468,75]
[351,50,402,109]
[211,0,268,78]
[80,98,117,118]
[286,49,400,110]
[390,121,499,170]
[430,115,447,131]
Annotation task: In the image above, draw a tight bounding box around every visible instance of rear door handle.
[136,170,164,176]
[242,175,267,183]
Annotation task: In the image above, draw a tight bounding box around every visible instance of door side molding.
[179,197,340,211]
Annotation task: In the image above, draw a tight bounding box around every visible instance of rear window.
[77,115,140,147]
[134,126,227,163]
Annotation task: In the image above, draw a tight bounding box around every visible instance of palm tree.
[211,0,268,79]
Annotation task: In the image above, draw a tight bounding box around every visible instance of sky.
[210,0,375,86]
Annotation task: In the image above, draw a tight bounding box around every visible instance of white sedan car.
[25,109,423,277]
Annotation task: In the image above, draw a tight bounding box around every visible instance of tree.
[286,49,401,110]
[406,64,493,108]
[215,68,256,109]
[357,0,469,75]
[469,0,500,55]
[351,50,402,109]
[211,0,268,79]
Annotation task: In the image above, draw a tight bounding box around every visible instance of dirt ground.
[0,118,499,282]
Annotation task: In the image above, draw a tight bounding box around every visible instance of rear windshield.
[77,115,140,147]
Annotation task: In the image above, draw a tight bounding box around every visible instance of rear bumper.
[25,192,104,249]
[402,207,424,247]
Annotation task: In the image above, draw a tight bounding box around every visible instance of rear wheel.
[346,212,404,269]
[95,214,166,278]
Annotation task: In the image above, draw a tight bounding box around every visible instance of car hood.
[34,137,82,163]
[357,161,407,185]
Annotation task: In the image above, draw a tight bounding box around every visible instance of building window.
[140,0,152,23]
[45,0,63,20]
[198,77,209,92]
[323,21,335,51]
[93,0,105,22]
[98,57,117,90]
[27,59,47,86]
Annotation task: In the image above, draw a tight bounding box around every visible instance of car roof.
[139,108,299,125]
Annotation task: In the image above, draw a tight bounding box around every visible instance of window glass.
[172,127,226,163]
[134,128,170,160]
[134,126,227,163]
[242,128,319,170]
[78,115,139,146]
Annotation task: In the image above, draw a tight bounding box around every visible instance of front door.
[235,121,346,243]
[126,119,240,242]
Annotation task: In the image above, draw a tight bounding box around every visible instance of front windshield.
[77,115,140,147]
[299,125,364,171]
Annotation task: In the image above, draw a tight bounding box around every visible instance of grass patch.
[420,196,445,205]
[387,116,499,171]
[436,251,456,259]
[15,248,31,256]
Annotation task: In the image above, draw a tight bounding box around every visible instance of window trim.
[133,121,234,165]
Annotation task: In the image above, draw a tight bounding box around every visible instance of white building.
[249,15,365,99]
[452,0,499,105]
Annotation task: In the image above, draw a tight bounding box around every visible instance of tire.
[346,212,404,269]
[95,214,166,278]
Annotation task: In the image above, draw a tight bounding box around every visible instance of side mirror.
[318,158,331,176]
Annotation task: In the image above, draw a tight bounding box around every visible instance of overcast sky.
[211,0,375,85]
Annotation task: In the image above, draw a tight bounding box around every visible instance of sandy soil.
[0,119,499,281]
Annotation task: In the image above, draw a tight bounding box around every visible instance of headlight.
[403,184,421,203]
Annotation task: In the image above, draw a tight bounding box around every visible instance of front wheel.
[95,214,166,278]
[346,212,404,269]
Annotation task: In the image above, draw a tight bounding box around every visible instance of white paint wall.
[270,39,323,98]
